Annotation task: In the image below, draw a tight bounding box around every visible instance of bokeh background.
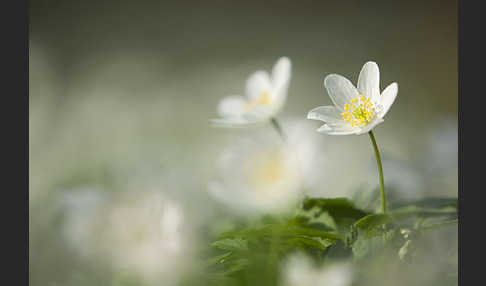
[30,0,457,285]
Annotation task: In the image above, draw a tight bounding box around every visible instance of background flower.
[281,253,353,286]
[212,57,291,127]
[61,189,196,285]
[209,131,303,214]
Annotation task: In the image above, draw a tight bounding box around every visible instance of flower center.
[341,95,376,127]
[245,91,273,111]
[248,151,290,190]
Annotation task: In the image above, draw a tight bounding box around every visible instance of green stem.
[368,130,386,213]
[270,117,287,142]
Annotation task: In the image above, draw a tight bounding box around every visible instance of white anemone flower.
[209,132,305,214]
[281,252,353,286]
[307,61,398,135]
[62,190,191,285]
[211,57,292,126]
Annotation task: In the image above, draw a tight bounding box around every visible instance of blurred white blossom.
[209,125,309,214]
[281,252,353,286]
[211,57,291,126]
[61,189,193,285]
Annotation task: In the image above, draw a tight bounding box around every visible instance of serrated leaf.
[281,225,342,241]
[221,258,250,275]
[211,238,248,251]
[285,236,331,251]
[294,207,337,231]
[218,223,342,242]
[206,252,233,267]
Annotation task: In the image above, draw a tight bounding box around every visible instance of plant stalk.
[270,117,287,142]
[368,130,386,213]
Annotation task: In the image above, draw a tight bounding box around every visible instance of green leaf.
[218,223,342,242]
[355,213,393,228]
[211,238,248,252]
[294,206,337,231]
[390,197,457,210]
[281,225,343,241]
[285,236,331,251]
[354,214,393,238]
[389,197,458,219]
[302,198,369,221]
[205,252,233,267]
[351,233,385,259]
[220,258,250,276]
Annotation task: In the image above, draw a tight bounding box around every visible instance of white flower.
[307,61,398,135]
[209,130,305,214]
[62,190,192,285]
[211,57,292,126]
[103,194,185,277]
[281,252,353,286]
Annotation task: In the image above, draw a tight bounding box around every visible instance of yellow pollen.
[340,94,376,128]
[245,92,273,111]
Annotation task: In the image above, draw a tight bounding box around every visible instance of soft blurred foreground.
[30,0,457,285]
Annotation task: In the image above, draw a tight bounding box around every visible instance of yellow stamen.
[245,92,273,111]
[341,94,376,128]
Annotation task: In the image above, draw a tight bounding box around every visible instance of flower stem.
[270,117,287,142]
[368,130,386,213]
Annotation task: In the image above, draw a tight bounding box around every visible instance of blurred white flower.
[281,252,353,286]
[209,129,306,214]
[211,57,291,126]
[62,190,192,285]
[281,118,328,193]
[308,61,398,135]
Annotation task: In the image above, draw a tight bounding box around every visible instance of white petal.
[270,57,292,111]
[324,74,360,111]
[378,83,398,117]
[354,118,384,135]
[217,95,247,117]
[357,61,380,102]
[242,105,274,121]
[271,57,291,94]
[317,123,356,136]
[245,70,272,100]
[307,106,342,123]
